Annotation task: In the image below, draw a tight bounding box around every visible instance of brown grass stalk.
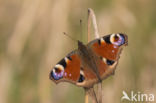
[85,8,102,103]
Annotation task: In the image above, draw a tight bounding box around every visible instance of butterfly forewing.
[50,51,81,84]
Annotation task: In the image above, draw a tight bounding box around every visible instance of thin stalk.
[87,8,102,103]
[85,91,89,103]
[88,8,100,39]
[85,88,98,103]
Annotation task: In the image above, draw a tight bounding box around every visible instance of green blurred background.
[0,0,156,103]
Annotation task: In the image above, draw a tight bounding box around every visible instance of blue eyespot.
[51,68,64,80]
[111,34,125,46]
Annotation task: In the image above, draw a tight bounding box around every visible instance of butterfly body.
[50,33,128,88]
[78,41,102,83]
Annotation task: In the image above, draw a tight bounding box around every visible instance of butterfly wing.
[49,51,81,84]
[87,33,128,80]
[49,50,98,87]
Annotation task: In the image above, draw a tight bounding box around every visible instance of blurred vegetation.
[0,0,156,103]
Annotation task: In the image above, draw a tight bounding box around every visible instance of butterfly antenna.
[63,32,78,42]
[80,19,83,40]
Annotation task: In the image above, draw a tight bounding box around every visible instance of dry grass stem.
[88,8,100,39]
[85,88,98,103]
[85,8,102,103]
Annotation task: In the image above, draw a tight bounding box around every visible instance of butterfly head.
[110,33,128,46]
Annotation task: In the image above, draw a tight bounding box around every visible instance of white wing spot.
[64,57,69,63]
[110,34,115,44]
[102,57,107,64]
[100,37,105,44]
[55,64,64,71]
[80,70,84,75]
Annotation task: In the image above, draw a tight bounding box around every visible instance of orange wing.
[49,51,81,84]
[49,50,99,88]
[88,33,128,80]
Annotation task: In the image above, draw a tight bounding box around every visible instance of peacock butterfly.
[49,33,128,88]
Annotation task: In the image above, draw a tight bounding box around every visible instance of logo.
[121,91,155,102]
